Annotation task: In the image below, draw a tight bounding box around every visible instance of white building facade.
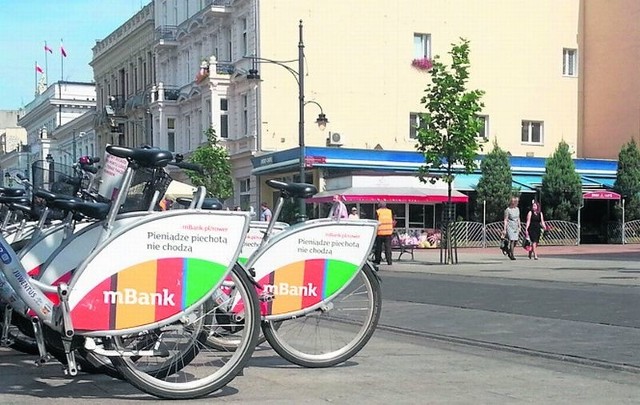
[91,1,156,155]
[17,81,96,179]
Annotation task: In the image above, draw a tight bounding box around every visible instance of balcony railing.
[108,94,126,114]
[155,25,178,42]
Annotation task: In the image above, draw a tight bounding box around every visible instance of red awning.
[306,187,469,204]
[583,190,621,200]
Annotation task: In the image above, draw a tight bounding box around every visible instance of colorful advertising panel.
[248,219,377,317]
[68,211,249,333]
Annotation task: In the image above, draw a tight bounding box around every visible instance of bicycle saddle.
[35,189,74,203]
[0,187,25,197]
[106,145,173,168]
[51,198,111,221]
[266,179,317,198]
[8,203,40,221]
[0,196,30,205]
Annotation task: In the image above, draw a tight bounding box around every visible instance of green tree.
[186,127,233,200]
[415,38,485,264]
[475,140,513,223]
[614,139,640,220]
[540,140,582,221]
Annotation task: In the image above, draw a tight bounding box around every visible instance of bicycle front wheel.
[262,262,382,368]
[110,264,261,399]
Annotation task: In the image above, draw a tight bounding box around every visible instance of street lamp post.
[297,20,306,221]
[45,153,55,186]
[247,20,329,222]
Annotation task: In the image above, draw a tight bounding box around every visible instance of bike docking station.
[0,149,384,399]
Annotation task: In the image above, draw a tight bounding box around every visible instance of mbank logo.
[263,282,318,297]
[103,288,176,306]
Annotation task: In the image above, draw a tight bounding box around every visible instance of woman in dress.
[502,196,520,260]
[525,200,547,260]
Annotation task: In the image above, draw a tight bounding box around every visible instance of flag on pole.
[35,63,44,74]
[60,40,67,57]
[44,42,53,53]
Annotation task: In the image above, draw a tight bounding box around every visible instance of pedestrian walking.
[329,194,349,219]
[502,196,520,260]
[260,202,272,222]
[348,207,360,219]
[373,202,394,265]
[525,200,547,260]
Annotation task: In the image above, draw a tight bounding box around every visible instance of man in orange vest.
[373,201,394,265]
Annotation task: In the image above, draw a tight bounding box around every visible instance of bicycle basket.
[119,167,173,213]
[31,160,82,220]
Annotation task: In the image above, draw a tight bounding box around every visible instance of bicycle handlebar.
[170,161,204,174]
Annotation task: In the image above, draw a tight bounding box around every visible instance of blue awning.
[511,175,541,191]
[454,174,481,191]
[581,176,615,189]
[454,173,540,191]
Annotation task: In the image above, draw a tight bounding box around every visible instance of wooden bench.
[392,242,416,261]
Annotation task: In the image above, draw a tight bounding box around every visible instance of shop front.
[251,146,618,226]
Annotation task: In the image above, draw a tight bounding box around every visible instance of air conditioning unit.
[326,132,344,147]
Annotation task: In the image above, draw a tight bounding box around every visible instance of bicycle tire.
[110,264,261,399]
[262,262,382,368]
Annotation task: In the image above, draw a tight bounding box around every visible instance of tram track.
[377,314,640,374]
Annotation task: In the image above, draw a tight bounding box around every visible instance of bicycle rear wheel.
[110,264,260,399]
[262,262,381,368]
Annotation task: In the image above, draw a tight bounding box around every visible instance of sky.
[0,0,152,110]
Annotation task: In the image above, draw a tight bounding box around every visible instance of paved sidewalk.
[380,244,640,285]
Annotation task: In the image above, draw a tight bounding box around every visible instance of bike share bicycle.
[0,160,94,354]
[206,179,383,368]
[0,146,261,399]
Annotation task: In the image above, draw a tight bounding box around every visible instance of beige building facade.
[580,0,640,159]
[254,0,580,157]
[145,0,582,208]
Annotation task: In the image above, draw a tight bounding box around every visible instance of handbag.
[523,238,532,252]
[499,239,510,255]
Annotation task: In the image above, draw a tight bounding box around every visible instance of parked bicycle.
[0,146,261,399]
[200,179,383,368]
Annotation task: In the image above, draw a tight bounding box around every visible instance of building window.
[521,120,543,144]
[227,28,232,61]
[239,177,251,210]
[185,115,191,150]
[205,99,212,129]
[409,112,422,140]
[212,35,218,60]
[563,48,577,77]
[242,94,248,136]
[476,115,489,140]
[220,98,228,138]
[241,18,248,57]
[413,33,431,59]
[167,117,176,151]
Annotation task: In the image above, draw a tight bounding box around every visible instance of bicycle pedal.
[34,353,51,366]
[0,337,14,347]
